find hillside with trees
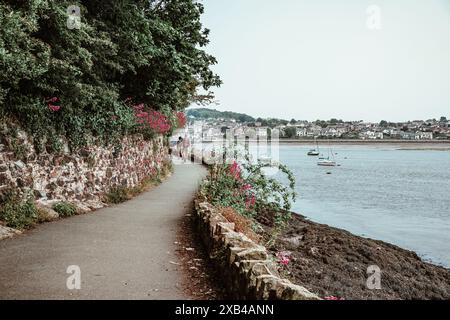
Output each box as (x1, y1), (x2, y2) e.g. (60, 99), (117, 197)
(187, 108), (255, 123)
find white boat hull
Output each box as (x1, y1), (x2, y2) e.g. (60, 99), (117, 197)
(317, 161), (336, 167)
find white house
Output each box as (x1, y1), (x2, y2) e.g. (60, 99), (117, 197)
(359, 131), (384, 140)
(415, 131), (433, 140)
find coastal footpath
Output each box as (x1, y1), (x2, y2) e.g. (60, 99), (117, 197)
(0, 164), (206, 299)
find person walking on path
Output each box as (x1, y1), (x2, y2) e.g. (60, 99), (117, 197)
(181, 134), (191, 162)
(176, 136), (183, 158)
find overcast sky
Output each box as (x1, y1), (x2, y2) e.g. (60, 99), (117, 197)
(197, 0), (450, 122)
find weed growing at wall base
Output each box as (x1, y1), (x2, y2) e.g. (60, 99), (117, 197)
(52, 202), (77, 218)
(0, 193), (38, 229)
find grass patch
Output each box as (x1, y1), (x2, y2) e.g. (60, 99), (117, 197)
(105, 186), (130, 204)
(36, 207), (55, 223)
(0, 193), (38, 229)
(52, 202), (77, 218)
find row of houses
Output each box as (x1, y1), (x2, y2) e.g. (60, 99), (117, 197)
(186, 118), (450, 141)
(288, 120), (448, 140)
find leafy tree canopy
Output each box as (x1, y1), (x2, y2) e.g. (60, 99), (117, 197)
(0, 0), (220, 149)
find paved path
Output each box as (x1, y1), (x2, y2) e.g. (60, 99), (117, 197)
(0, 163), (206, 300)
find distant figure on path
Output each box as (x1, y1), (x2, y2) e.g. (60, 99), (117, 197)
(182, 134), (191, 162)
(176, 137), (183, 158)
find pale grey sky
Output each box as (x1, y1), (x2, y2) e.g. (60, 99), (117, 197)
(198, 0), (450, 122)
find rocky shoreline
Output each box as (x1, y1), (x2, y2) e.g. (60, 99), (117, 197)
(262, 212), (450, 300)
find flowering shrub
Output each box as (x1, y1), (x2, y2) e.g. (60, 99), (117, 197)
(133, 104), (171, 134)
(176, 112), (187, 128)
(1, 1), (220, 150)
(200, 156), (297, 228)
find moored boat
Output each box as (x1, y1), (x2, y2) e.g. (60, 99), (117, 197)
(307, 149), (320, 156)
(318, 140), (338, 166)
(307, 138), (320, 156)
(317, 159), (337, 166)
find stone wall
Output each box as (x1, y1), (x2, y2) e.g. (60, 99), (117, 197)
(0, 124), (170, 211)
(194, 199), (320, 300)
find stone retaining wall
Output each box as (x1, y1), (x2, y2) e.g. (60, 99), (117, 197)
(194, 199), (320, 300)
(0, 123), (170, 211)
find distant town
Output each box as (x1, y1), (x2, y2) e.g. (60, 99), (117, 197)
(186, 108), (450, 141)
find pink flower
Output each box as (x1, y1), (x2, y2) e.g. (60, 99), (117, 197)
(241, 184), (252, 191)
(133, 103), (145, 112)
(176, 112), (187, 128)
(48, 104), (61, 112)
(245, 195), (256, 209)
(276, 251), (292, 266)
(324, 296), (345, 300)
(46, 97), (59, 103)
(132, 105), (172, 134)
(229, 161), (241, 180)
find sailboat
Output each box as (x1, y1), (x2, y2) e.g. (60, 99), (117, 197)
(317, 158), (336, 166)
(317, 141), (337, 166)
(307, 138), (320, 156)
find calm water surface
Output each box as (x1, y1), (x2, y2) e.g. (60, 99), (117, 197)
(274, 144), (450, 267)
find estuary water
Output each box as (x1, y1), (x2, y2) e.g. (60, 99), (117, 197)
(276, 144), (450, 267)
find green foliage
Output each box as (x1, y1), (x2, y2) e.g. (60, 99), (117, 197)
(255, 117), (289, 128)
(201, 157), (296, 227)
(0, 0), (220, 149)
(187, 108), (255, 123)
(52, 201), (77, 217)
(10, 138), (28, 160)
(105, 186), (130, 204)
(0, 193), (38, 229)
(282, 127), (297, 139)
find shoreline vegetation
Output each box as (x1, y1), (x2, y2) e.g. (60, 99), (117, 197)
(262, 211), (450, 300)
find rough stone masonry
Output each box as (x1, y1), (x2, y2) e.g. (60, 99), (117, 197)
(0, 123), (170, 212)
(193, 199), (320, 300)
